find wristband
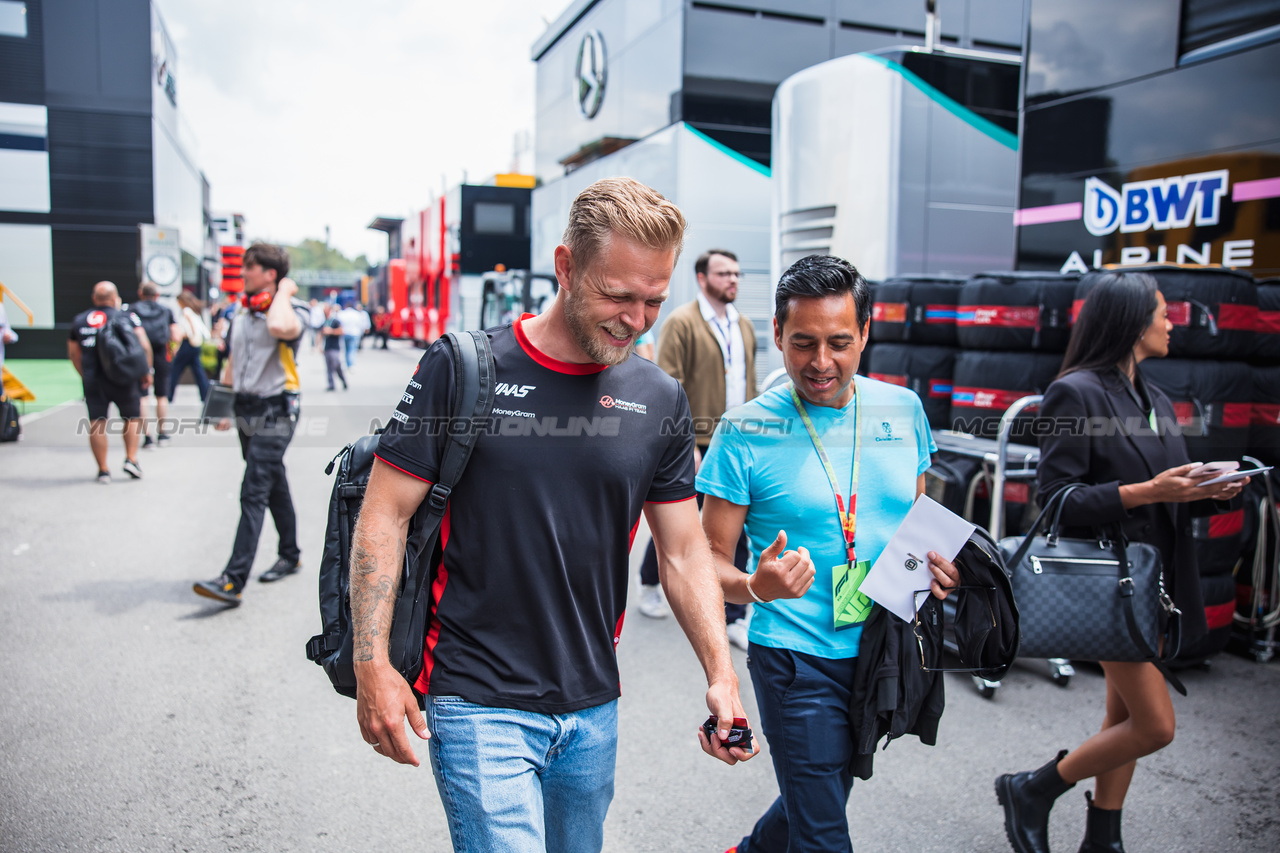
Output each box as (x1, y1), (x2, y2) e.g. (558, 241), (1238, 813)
(745, 572), (768, 605)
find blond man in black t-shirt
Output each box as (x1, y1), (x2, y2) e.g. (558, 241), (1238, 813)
(353, 178), (758, 853)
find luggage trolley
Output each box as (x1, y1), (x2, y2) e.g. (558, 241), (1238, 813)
(1234, 458), (1280, 663)
(931, 394), (1075, 698)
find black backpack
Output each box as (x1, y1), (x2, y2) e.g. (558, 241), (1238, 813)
(128, 300), (172, 350)
(97, 310), (150, 385)
(0, 393), (19, 443)
(306, 330), (496, 704)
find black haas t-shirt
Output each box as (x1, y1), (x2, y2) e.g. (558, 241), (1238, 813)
(376, 317), (696, 714)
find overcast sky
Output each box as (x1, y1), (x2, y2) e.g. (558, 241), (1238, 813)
(157, 0), (566, 263)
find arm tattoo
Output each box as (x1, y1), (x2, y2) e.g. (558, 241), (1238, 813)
(350, 524), (405, 664)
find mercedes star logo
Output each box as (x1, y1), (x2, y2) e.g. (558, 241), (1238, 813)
(576, 30), (607, 119)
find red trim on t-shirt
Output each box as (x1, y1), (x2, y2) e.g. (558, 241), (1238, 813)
(414, 501), (451, 696)
(628, 518), (641, 550)
(514, 313), (609, 375)
(374, 454), (434, 484)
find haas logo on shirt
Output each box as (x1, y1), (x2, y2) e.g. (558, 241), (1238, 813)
(496, 383), (536, 398)
(88, 311), (107, 328)
(599, 394), (647, 415)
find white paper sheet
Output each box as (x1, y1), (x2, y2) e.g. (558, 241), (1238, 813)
(1194, 466), (1271, 487)
(859, 495), (975, 623)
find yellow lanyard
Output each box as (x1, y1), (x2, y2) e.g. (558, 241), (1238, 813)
(790, 384), (862, 564)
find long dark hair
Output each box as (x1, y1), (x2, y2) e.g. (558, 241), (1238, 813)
(1059, 271), (1159, 379)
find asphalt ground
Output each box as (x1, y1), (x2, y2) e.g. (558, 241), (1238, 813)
(1, 339), (1278, 852)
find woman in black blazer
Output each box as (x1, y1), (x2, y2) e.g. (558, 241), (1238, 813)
(995, 271), (1245, 853)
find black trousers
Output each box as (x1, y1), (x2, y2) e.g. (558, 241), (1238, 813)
(640, 491), (750, 623)
(223, 394), (300, 588)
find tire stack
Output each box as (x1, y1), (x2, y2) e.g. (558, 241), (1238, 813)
(1110, 266), (1259, 664)
(949, 272), (1076, 438)
(1251, 279), (1280, 467)
(865, 275), (964, 429)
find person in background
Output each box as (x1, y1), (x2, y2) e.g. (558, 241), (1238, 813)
(193, 243), (310, 606)
(372, 305), (391, 349)
(995, 270), (1246, 853)
(358, 302), (372, 350)
(127, 281), (180, 448)
(168, 291), (211, 403)
(211, 293), (237, 381)
(635, 327), (656, 361)
(322, 303), (348, 391)
(337, 301), (365, 368)
(0, 298), (17, 373)
(309, 298), (326, 352)
(637, 249), (757, 653)
(67, 281), (153, 483)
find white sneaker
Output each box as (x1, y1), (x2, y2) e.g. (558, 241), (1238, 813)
(637, 584), (668, 619)
(726, 618), (750, 651)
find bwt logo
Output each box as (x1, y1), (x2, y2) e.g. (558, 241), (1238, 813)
(1084, 170), (1228, 237)
(495, 383), (536, 398)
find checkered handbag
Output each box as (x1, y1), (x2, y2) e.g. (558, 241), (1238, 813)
(999, 484), (1183, 669)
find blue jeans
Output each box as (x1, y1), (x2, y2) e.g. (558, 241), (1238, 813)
(738, 643), (856, 853)
(342, 334), (359, 367)
(425, 695), (618, 853)
(168, 340), (210, 402)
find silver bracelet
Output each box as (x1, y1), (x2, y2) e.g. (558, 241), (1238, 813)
(745, 573), (768, 605)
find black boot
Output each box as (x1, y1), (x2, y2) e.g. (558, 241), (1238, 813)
(995, 750), (1076, 853)
(1078, 792), (1124, 853)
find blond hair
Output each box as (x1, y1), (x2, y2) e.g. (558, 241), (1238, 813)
(561, 178), (686, 272)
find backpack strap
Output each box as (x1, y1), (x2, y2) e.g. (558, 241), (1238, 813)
(391, 332), (495, 663)
(436, 329), (496, 504)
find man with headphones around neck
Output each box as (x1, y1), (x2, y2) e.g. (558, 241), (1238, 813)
(194, 242), (311, 606)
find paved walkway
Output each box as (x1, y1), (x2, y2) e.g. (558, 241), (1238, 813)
(1, 340), (1277, 851)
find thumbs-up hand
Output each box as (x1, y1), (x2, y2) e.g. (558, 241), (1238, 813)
(748, 530), (816, 602)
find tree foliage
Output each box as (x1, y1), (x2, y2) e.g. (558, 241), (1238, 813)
(284, 239), (370, 272)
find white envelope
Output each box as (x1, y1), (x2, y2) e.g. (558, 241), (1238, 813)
(859, 495), (975, 623)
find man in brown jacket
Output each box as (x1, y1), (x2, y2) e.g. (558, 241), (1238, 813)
(638, 249), (757, 649)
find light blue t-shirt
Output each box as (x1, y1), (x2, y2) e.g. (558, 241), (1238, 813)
(697, 376), (936, 659)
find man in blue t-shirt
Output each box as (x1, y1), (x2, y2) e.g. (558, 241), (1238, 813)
(698, 255), (961, 853)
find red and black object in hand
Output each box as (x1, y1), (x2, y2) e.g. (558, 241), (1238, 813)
(702, 715), (753, 751)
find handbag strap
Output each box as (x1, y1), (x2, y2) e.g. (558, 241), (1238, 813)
(1006, 483), (1087, 570)
(1109, 536), (1188, 695)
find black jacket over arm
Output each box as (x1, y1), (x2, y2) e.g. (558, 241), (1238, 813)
(1036, 368), (1216, 644)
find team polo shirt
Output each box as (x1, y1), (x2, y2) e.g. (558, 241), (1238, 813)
(375, 317), (697, 714)
(697, 376), (936, 659)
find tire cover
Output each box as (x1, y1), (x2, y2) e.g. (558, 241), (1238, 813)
(1256, 281), (1280, 363)
(957, 272), (1079, 352)
(1139, 358), (1253, 461)
(866, 343), (958, 430)
(1249, 365), (1280, 467)
(950, 350), (1063, 438)
(870, 275), (965, 345)
(1077, 266), (1257, 359)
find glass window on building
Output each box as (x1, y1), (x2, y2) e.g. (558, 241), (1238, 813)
(474, 202), (516, 235)
(1180, 0), (1280, 59)
(0, 1), (27, 38)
